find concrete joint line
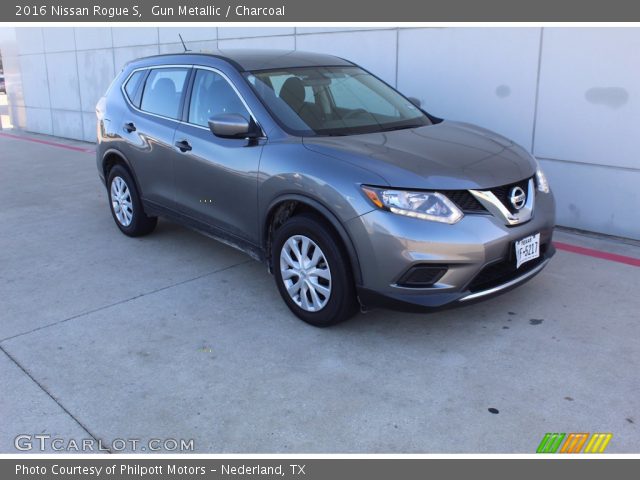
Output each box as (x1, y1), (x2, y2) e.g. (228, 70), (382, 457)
(0, 259), (253, 344)
(0, 345), (109, 453)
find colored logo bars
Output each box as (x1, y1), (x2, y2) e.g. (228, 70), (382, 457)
(537, 433), (613, 453)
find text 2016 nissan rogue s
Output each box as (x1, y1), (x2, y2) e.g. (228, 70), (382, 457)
(96, 50), (555, 327)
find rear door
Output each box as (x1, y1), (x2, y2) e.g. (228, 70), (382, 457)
(173, 67), (265, 244)
(120, 66), (191, 209)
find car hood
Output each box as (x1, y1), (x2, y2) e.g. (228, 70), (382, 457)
(302, 121), (536, 190)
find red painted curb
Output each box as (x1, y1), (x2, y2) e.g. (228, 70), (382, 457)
(0, 132), (95, 154)
(554, 241), (640, 267)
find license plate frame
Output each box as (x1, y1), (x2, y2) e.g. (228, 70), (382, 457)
(515, 233), (540, 269)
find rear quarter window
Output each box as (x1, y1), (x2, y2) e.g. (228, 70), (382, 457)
(123, 70), (145, 106)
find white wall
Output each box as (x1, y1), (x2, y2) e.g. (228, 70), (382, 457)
(0, 27), (638, 240)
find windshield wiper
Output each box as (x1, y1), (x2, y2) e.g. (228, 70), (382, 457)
(380, 124), (424, 132)
(316, 124), (423, 136)
(315, 131), (348, 136)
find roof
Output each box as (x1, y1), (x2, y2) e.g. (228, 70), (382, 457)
(128, 49), (355, 72)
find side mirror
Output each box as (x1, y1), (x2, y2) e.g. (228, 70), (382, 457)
(208, 113), (252, 139)
(408, 97), (422, 108)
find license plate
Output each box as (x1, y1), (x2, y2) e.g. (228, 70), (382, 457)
(515, 233), (540, 268)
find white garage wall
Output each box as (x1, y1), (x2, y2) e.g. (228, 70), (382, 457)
(398, 28), (540, 151)
(0, 26), (638, 240)
(534, 28), (640, 239)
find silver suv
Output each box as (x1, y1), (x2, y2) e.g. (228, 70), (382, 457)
(96, 50), (556, 326)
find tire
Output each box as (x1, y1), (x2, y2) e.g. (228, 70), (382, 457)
(107, 165), (157, 237)
(272, 213), (358, 327)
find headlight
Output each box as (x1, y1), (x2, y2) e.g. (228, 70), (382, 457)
(535, 168), (550, 193)
(361, 186), (463, 224)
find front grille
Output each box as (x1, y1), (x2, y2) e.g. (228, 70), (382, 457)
(490, 177), (531, 213)
(445, 191), (487, 213)
(467, 244), (548, 293)
(443, 176), (533, 216)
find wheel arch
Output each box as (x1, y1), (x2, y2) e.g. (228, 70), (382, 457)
(263, 194), (363, 286)
(101, 149), (144, 197)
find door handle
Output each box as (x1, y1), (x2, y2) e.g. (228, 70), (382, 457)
(175, 139), (192, 152)
(123, 122), (136, 133)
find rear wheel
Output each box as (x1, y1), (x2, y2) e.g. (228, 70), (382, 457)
(107, 165), (157, 237)
(272, 214), (358, 327)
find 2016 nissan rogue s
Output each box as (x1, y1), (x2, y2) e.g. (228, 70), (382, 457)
(96, 50), (556, 327)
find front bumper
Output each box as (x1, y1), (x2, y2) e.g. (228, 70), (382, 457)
(346, 190), (556, 312)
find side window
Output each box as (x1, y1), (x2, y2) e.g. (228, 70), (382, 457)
(140, 68), (189, 119)
(123, 70), (145, 105)
(188, 69), (250, 127)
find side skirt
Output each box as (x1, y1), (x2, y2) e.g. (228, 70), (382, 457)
(143, 200), (266, 263)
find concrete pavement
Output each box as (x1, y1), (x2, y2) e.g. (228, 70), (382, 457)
(1, 132), (638, 453)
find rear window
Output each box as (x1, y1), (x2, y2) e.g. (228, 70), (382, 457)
(140, 68), (189, 119)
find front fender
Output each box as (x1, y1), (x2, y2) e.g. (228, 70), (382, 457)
(258, 143), (388, 286)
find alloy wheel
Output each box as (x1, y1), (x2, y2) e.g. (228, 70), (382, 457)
(110, 176), (133, 227)
(279, 235), (332, 312)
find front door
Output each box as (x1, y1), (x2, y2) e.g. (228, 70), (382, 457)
(173, 68), (264, 244)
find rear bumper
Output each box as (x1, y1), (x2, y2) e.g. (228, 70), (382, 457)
(356, 245), (555, 312)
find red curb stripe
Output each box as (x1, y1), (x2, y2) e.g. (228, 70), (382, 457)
(554, 241), (640, 267)
(0, 132), (95, 154)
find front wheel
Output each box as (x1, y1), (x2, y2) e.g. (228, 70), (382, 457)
(272, 214), (358, 327)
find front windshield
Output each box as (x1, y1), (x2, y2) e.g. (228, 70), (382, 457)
(244, 66), (431, 136)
